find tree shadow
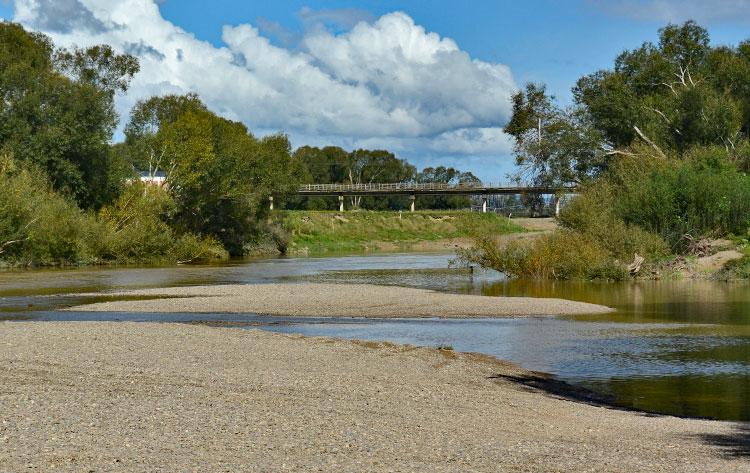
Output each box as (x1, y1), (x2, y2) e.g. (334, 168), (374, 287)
(697, 423), (750, 458)
(491, 372), (750, 460)
(488, 372), (655, 414)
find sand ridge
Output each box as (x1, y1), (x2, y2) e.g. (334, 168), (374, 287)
(65, 282), (614, 317)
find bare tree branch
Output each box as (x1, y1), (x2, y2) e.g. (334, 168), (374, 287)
(605, 150), (638, 157)
(661, 82), (679, 97)
(633, 125), (667, 159)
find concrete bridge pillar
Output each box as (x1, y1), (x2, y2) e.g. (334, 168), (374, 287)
(410, 193), (415, 212)
(482, 194), (488, 213)
(555, 197), (561, 217)
(338, 194), (345, 212)
(268, 196), (274, 211)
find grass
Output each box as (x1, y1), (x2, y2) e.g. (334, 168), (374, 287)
(715, 255), (750, 280)
(277, 210), (526, 255)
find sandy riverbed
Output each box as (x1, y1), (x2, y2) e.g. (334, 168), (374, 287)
(66, 283), (613, 317)
(0, 322), (746, 471)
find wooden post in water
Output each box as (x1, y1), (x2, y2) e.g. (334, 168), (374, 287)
(410, 193), (415, 212)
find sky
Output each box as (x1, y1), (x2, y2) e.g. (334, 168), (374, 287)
(2, 1), (750, 181)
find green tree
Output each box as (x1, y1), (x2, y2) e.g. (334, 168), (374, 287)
(346, 149), (415, 209)
(416, 166), (480, 209)
(0, 22), (138, 208)
(574, 21), (746, 154)
(506, 83), (607, 187)
(289, 146), (350, 209)
(123, 94), (301, 254)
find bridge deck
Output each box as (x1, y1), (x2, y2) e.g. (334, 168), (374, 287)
(297, 182), (573, 196)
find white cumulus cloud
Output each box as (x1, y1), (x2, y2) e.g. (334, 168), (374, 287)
(11, 0), (518, 178)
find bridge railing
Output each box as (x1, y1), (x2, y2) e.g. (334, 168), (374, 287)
(298, 182), (559, 193)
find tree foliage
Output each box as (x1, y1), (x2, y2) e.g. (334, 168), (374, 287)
(506, 83), (607, 187)
(508, 21), (750, 189)
(476, 21), (750, 280)
(0, 154), (224, 266)
(574, 21), (749, 153)
(416, 166), (479, 209)
(0, 22), (138, 208)
(123, 94), (302, 254)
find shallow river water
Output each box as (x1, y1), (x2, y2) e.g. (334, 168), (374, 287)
(1, 253), (749, 421)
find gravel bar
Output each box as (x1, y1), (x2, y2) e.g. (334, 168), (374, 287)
(0, 322), (745, 471)
(66, 283), (614, 317)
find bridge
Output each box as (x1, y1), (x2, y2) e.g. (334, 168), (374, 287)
(271, 182), (576, 214)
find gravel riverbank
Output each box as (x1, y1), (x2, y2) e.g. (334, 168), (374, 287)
(66, 283), (613, 317)
(0, 322), (746, 472)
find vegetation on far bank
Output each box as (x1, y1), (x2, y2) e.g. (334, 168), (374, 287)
(276, 210), (526, 255)
(5, 19), (750, 276)
(0, 155), (226, 267)
(460, 21), (750, 281)
(286, 147), (480, 211)
(0, 22), (480, 267)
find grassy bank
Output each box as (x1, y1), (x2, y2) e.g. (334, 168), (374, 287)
(277, 210), (526, 255)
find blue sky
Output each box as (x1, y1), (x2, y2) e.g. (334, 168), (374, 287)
(155, 0), (645, 104)
(4, 1), (750, 180)
(148, 1), (750, 102)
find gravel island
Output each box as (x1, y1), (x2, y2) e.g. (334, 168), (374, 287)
(67, 283), (614, 317)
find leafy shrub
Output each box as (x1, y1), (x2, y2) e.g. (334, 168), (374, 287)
(458, 230), (628, 280)
(714, 256), (750, 280)
(561, 148), (750, 256)
(621, 168), (750, 249)
(559, 182), (669, 261)
(0, 156), (226, 266)
(0, 155), (100, 265)
(98, 182), (227, 264)
(98, 184), (177, 262)
(171, 234), (227, 263)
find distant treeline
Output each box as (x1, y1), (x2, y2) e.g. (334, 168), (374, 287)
(288, 145), (480, 211)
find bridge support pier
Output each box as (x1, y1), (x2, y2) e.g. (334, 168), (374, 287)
(410, 193), (415, 212)
(555, 197), (561, 217)
(269, 196), (274, 211)
(482, 194), (488, 213)
(338, 194), (344, 212)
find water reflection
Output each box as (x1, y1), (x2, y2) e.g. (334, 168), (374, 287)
(484, 279), (750, 325)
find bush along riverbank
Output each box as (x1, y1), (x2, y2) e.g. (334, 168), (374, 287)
(1, 24), (302, 267)
(275, 210), (526, 255)
(458, 150), (750, 281)
(0, 156), (227, 268)
(459, 22), (750, 281)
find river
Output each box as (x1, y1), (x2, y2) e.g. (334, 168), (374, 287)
(1, 253), (749, 421)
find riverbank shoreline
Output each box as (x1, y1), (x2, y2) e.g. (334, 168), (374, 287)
(0, 321), (745, 471)
(277, 210), (529, 256)
(65, 282), (614, 317)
